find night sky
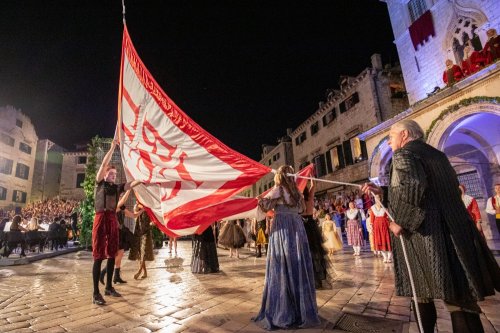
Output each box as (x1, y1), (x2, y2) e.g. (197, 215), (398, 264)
(0, 1), (397, 161)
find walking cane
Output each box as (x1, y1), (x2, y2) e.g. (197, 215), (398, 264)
(290, 174), (425, 333)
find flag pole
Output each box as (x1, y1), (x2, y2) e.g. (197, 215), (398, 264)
(289, 172), (424, 332)
(122, 0), (126, 24)
(288, 174), (361, 188)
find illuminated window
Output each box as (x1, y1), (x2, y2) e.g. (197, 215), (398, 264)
(326, 145), (345, 172)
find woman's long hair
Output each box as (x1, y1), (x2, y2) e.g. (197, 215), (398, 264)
(274, 165), (303, 207)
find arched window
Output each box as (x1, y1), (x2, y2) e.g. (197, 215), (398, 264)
(451, 18), (482, 64)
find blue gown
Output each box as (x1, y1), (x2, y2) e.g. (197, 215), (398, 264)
(253, 204), (320, 330)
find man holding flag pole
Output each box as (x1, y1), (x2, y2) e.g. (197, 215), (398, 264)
(361, 119), (499, 333)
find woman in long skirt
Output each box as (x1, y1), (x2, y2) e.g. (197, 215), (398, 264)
(322, 214), (343, 255)
(218, 220), (246, 258)
(191, 223), (219, 273)
(302, 181), (328, 289)
(129, 204), (155, 279)
(368, 196), (392, 263)
(253, 165), (320, 330)
(345, 201), (364, 256)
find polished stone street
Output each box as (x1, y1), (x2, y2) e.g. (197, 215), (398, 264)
(0, 240), (498, 333)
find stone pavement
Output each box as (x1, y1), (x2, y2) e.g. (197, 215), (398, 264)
(0, 240), (498, 333)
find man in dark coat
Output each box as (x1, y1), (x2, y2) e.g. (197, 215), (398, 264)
(363, 119), (499, 333)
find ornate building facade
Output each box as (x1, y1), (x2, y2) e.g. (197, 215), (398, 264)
(290, 54), (408, 197)
(360, 0), (500, 240)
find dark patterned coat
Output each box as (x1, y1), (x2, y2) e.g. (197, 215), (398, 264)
(386, 140), (499, 310)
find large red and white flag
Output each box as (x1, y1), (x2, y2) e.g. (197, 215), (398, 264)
(117, 25), (271, 236)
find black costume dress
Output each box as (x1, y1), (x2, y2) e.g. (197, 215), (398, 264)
(302, 215), (327, 289)
(191, 225), (219, 274)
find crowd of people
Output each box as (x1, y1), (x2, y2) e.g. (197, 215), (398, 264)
(443, 28), (500, 86)
(2, 119), (499, 333)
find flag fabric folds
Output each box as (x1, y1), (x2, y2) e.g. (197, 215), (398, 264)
(117, 25), (271, 236)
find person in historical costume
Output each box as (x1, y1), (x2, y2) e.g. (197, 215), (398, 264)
(254, 217), (268, 258)
(218, 220), (246, 258)
(362, 120), (500, 333)
(485, 183), (500, 236)
(442, 59), (464, 86)
(99, 189), (142, 285)
(91, 140), (140, 305)
(367, 196), (392, 263)
(168, 236), (178, 255)
(461, 41), (484, 76)
(332, 210), (344, 246)
(365, 215), (376, 256)
(345, 201), (365, 256)
(302, 181), (328, 289)
(129, 204), (155, 280)
(322, 213), (343, 255)
(483, 28), (500, 64)
(243, 218), (254, 249)
(191, 223), (219, 274)
(253, 165), (320, 330)
(459, 184), (485, 238)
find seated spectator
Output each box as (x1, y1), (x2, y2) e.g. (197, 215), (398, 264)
(5, 215), (27, 257)
(461, 41), (484, 76)
(443, 59), (464, 86)
(483, 28), (500, 64)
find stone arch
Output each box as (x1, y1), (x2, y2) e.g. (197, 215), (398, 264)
(368, 136), (393, 185)
(427, 102), (500, 239)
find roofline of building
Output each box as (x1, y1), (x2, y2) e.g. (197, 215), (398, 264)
(358, 62), (500, 141)
(290, 67), (378, 137)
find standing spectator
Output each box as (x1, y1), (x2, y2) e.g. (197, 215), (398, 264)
(485, 183), (500, 236)
(254, 217), (268, 258)
(362, 119), (500, 332)
(322, 213), (342, 255)
(345, 202), (364, 256)
(253, 165), (320, 329)
(459, 184), (484, 238)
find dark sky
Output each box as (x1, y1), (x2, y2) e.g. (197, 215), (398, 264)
(0, 1), (397, 161)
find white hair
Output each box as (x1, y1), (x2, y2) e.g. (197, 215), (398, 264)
(392, 119), (424, 141)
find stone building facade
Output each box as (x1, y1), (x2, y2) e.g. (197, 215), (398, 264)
(360, 0), (500, 240)
(0, 106), (38, 210)
(59, 150), (88, 201)
(253, 132), (295, 197)
(289, 54), (408, 198)
(31, 139), (65, 202)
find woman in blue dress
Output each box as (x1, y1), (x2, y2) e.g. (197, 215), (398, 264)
(253, 165), (320, 330)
